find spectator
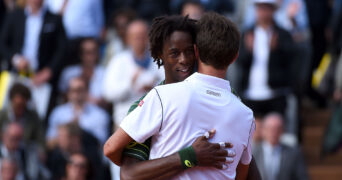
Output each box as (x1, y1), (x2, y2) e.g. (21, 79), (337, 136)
(47, 122), (105, 180)
(0, 0), (67, 86)
(253, 113), (309, 180)
(181, 1), (205, 20)
(46, 77), (110, 147)
(101, 8), (136, 66)
(0, 83), (44, 146)
(102, 19), (164, 128)
(46, 0), (104, 66)
(47, 122), (82, 180)
(0, 122), (48, 179)
(304, 0), (331, 107)
(58, 38), (106, 106)
(47, 0), (104, 40)
(63, 153), (93, 180)
(170, 0), (234, 15)
(236, 0), (296, 117)
(0, 157), (19, 180)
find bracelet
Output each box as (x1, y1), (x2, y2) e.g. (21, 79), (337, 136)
(178, 146), (198, 169)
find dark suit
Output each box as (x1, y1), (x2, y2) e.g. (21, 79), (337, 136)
(236, 23), (297, 116)
(253, 143), (309, 180)
(0, 8), (66, 76)
(0, 107), (44, 146)
(237, 24), (297, 93)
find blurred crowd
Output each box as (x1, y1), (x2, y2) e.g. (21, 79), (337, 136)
(0, 0), (341, 179)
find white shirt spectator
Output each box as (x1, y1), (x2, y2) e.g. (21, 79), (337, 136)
(59, 65), (105, 98)
(245, 26), (274, 100)
(46, 103), (109, 144)
(262, 142), (281, 180)
(243, 0), (309, 33)
(21, 7), (45, 71)
(121, 72), (255, 180)
(47, 0), (104, 39)
(102, 49), (164, 126)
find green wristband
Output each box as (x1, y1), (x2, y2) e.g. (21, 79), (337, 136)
(178, 146), (198, 169)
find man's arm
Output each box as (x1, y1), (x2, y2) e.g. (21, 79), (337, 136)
(237, 118), (255, 180)
(120, 132), (234, 180)
(103, 128), (133, 166)
(246, 156), (262, 180)
(236, 162), (250, 180)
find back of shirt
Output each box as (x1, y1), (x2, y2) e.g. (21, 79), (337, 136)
(121, 73), (255, 180)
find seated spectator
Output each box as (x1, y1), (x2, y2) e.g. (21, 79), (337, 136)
(0, 83), (44, 146)
(47, 122), (105, 180)
(0, 122), (48, 179)
(253, 113), (309, 180)
(101, 8), (136, 66)
(0, 0), (66, 86)
(0, 157), (19, 180)
(47, 122), (83, 180)
(102, 19), (164, 128)
(47, 77), (110, 147)
(236, 0), (296, 117)
(63, 153), (93, 180)
(59, 38), (106, 106)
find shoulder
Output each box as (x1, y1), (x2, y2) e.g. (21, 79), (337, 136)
(4, 9), (24, 23)
(274, 24), (292, 37)
(62, 65), (80, 74)
(86, 104), (108, 117)
(232, 94), (254, 116)
(51, 103), (70, 114)
(11, 8), (25, 17)
(109, 50), (133, 66)
(44, 10), (62, 21)
(281, 144), (302, 155)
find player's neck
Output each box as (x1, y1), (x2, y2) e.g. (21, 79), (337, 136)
(197, 61), (227, 79)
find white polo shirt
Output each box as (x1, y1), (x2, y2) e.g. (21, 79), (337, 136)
(121, 72), (255, 180)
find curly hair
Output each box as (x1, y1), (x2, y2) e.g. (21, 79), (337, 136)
(149, 15), (197, 68)
(9, 83), (31, 101)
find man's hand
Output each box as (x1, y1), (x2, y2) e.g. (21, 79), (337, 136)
(14, 56), (30, 72)
(244, 32), (254, 52)
(33, 68), (52, 86)
(192, 130), (235, 169)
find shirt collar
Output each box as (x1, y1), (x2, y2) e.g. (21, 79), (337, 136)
(25, 5), (46, 17)
(262, 141), (281, 153)
(185, 72), (231, 91)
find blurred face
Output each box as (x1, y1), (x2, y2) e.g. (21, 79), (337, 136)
(0, 160), (18, 180)
(114, 15), (129, 40)
(126, 21), (149, 53)
(2, 124), (23, 152)
(57, 127), (71, 152)
(181, 3), (204, 20)
(27, 0), (43, 10)
(66, 154), (89, 180)
(255, 3), (276, 24)
(80, 40), (99, 67)
(11, 95), (27, 117)
(262, 115), (283, 146)
(160, 31), (196, 84)
(67, 79), (87, 106)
